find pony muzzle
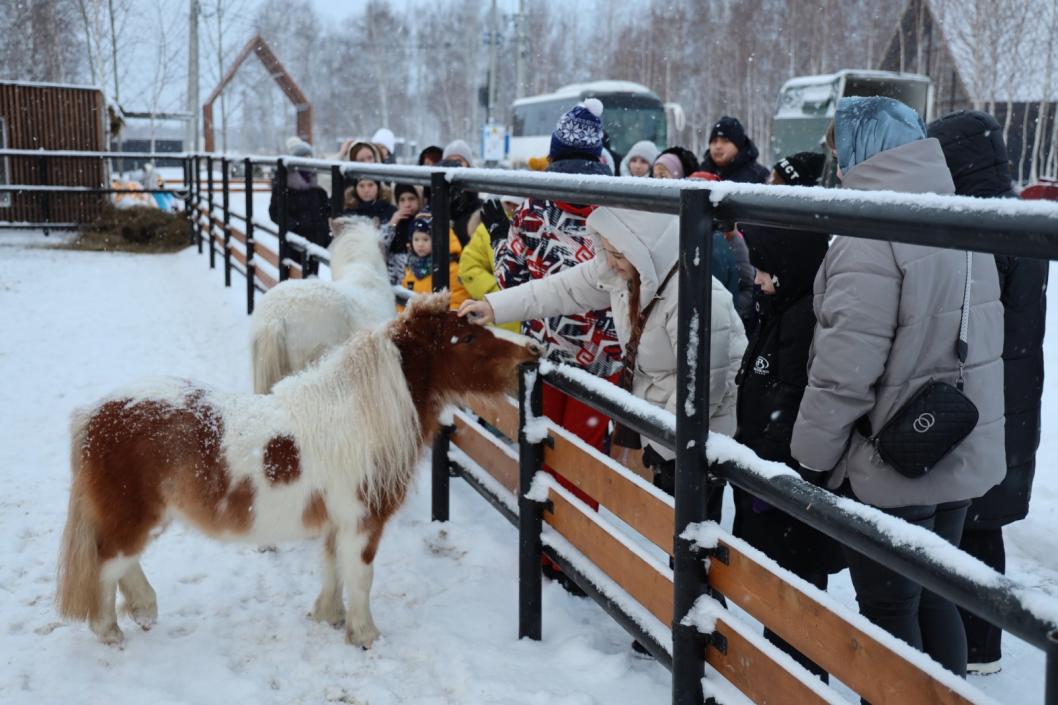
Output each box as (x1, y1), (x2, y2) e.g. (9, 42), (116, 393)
(487, 326), (543, 358)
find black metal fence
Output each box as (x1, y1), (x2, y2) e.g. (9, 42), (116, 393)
(219, 154), (1058, 705)
(4, 149), (1058, 705)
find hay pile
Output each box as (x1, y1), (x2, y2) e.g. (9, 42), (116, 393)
(69, 205), (190, 253)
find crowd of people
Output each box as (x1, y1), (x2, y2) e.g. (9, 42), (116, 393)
(270, 98), (1047, 688)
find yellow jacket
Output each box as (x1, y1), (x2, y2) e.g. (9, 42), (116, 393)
(401, 230), (469, 308)
(458, 223), (520, 333)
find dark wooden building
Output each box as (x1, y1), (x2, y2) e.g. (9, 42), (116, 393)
(0, 80), (108, 224)
(878, 0), (1058, 184)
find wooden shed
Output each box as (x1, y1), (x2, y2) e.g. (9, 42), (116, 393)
(0, 80), (108, 225)
(878, 0), (1058, 184)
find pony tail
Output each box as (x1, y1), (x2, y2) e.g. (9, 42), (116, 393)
(57, 411), (101, 622)
(252, 318), (291, 394)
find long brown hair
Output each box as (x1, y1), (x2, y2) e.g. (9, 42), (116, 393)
(627, 269), (644, 344)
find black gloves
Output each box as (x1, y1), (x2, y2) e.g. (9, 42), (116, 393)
(481, 198), (510, 245)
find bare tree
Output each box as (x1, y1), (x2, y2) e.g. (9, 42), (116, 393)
(1029, 2), (1057, 181)
(75, 0), (99, 84)
(200, 0), (248, 151)
(0, 0), (85, 83)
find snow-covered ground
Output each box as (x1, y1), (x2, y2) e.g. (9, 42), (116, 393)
(0, 233), (1055, 704)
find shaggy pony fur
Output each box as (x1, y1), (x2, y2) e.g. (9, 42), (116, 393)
(57, 293), (538, 648)
(251, 216), (394, 393)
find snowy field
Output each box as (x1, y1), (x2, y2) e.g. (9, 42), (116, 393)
(0, 233), (1055, 704)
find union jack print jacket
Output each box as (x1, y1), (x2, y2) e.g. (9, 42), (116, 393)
(493, 198), (622, 378)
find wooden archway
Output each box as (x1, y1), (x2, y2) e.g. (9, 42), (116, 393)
(202, 34), (312, 151)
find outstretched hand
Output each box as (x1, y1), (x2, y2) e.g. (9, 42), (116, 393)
(457, 299), (496, 325)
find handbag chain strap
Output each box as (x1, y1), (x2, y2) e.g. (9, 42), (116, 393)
(956, 251), (972, 391)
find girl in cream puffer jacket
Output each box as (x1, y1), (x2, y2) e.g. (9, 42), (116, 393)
(467, 206), (747, 465)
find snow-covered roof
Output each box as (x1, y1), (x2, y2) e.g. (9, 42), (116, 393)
(780, 70), (929, 91)
(513, 81), (659, 107)
(928, 0), (1058, 103)
(0, 79), (103, 92)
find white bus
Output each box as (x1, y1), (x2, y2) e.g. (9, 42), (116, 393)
(509, 81), (684, 169)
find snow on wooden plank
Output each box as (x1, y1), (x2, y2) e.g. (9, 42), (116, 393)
(541, 420), (675, 555)
(540, 476), (673, 624)
(708, 538), (983, 705)
(686, 525), (1000, 705)
(705, 619), (841, 705)
(451, 411), (518, 494)
(464, 394), (519, 441)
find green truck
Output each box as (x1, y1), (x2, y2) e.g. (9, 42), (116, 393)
(770, 70), (933, 167)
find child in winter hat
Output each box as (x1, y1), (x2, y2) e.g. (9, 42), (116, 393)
(546, 99), (612, 176)
(372, 128), (396, 158)
(652, 153), (685, 179)
(442, 139), (474, 167)
(550, 99), (605, 162)
(770, 152), (826, 187)
(401, 210), (470, 306)
(404, 214), (434, 286)
(710, 116), (750, 152)
(620, 140), (660, 177)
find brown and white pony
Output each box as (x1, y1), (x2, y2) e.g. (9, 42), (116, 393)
(57, 292), (538, 647)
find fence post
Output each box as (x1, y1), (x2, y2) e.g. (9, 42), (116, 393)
(276, 158), (289, 282)
(330, 164), (344, 217)
(672, 188), (714, 705)
(427, 169), (453, 522)
(430, 423), (452, 523)
(244, 158), (256, 315)
(1047, 629), (1058, 705)
(207, 156), (215, 269)
(222, 158), (232, 287)
(195, 156), (203, 254)
(430, 171), (450, 292)
(38, 155), (50, 235)
(185, 158), (195, 245)
(518, 363), (544, 641)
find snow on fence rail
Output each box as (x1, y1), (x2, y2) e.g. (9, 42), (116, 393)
(3, 149), (1058, 705)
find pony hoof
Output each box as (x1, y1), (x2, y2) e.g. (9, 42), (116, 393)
(130, 605), (157, 630)
(345, 623), (380, 649)
(93, 623), (125, 646)
(310, 606), (345, 629)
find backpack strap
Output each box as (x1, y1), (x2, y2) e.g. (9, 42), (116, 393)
(956, 251), (972, 391)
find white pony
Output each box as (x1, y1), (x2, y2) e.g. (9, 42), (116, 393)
(251, 216), (394, 393)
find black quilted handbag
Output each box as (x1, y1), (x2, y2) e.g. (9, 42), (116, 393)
(858, 252), (980, 479)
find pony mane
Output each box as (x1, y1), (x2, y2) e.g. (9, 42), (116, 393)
(328, 217), (386, 280)
(337, 330), (422, 512)
(398, 290), (451, 319)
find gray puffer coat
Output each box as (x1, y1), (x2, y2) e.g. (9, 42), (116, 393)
(791, 138), (1006, 508)
(487, 207), (747, 459)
